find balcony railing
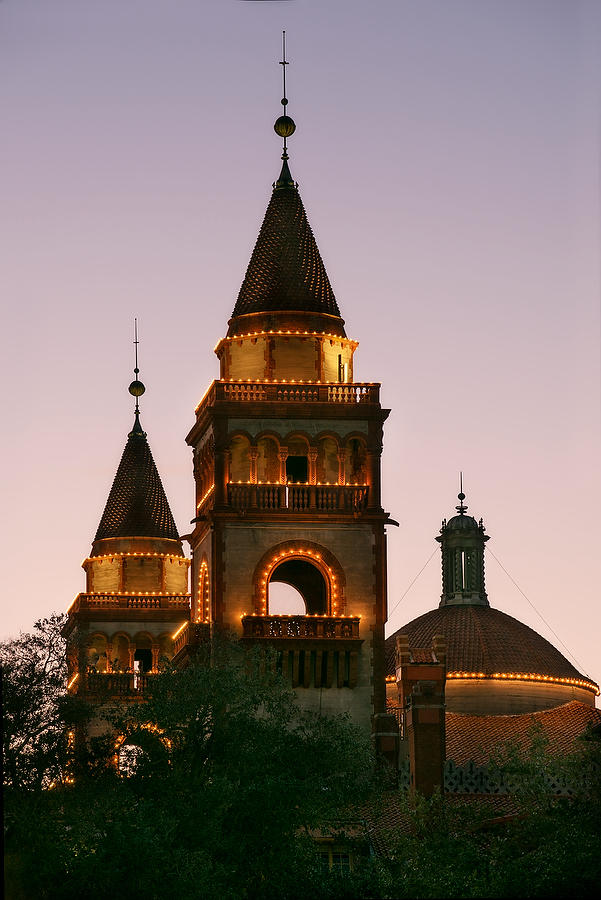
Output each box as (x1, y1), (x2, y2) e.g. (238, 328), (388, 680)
(173, 622), (211, 656)
(227, 483), (368, 513)
(198, 380), (380, 410)
(241, 615), (361, 641)
(70, 593), (191, 613)
(84, 672), (153, 696)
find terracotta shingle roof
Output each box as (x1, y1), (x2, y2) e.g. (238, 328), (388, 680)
(94, 417), (179, 542)
(230, 164), (343, 323)
(366, 792), (525, 856)
(446, 701), (601, 765)
(385, 605), (589, 683)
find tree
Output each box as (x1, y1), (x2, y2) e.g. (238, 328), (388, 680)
(1, 613), (88, 791)
(5, 638), (381, 899)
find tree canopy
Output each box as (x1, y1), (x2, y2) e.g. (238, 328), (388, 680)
(3, 619), (601, 899)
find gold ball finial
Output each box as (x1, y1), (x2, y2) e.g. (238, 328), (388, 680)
(274, 114), (296, 138)
(129, 379), (145, 398)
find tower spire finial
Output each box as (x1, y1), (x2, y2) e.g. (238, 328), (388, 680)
(274, 30), (296, 166)
(128, 318), (146, 434)
(456, 471), (467, 515)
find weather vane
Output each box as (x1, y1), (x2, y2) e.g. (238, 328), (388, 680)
(128, 318), (146, 416)
(274, 30), (296, 159)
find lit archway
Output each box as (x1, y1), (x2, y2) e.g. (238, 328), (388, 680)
(252, 541), (346, 616)
(268, 582), (306, 616)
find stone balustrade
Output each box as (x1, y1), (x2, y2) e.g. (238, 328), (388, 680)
(227, 483), (368, 513)
(241, 614), (361, 641)
(200, 380), (380, 408)
(84, 672), (152, 696)
(70, 593), (191, 612)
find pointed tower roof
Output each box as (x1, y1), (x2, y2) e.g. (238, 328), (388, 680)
(229, 159), (343, 331)
(94, 414), (180, 543)
(228, 44), (346, 339)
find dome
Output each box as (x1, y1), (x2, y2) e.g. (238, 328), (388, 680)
(444, 514), (479, 531)
(385, 604), (598, 713)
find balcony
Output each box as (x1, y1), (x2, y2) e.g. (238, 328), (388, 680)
(241, 615), (361, 642)
(198, 380), (380, 411)
(227, 483), (368, 514)
(69, 593), (191, 613)
(242, 616), (362, 688)
(84, 672), (153, 697)
(173, 622), (211, 656)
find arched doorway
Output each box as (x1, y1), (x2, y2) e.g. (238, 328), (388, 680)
(268, 558), (328, 615)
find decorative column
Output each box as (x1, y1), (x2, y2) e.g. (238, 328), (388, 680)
(151, 646), (160, 673)
(278, 447), (288, 484)
(249, 447), (259, 484)
(308, 449), (318, 485)
(337, 450), (346, 486)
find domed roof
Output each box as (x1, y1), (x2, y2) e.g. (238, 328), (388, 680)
(444, 513), (480, 531)
(385, 604), (591, 685)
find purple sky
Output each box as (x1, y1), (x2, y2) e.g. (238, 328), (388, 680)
(2, 1), (600, 694)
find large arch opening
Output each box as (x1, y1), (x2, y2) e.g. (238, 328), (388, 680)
(268, 582), (306, 616)
(268, 559), (327, 616)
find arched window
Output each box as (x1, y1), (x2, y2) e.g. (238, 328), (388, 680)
(316, 437), (339, 484)
(196, 560), (210, 623)
(133, 634), (153, 674)
(110, 634), (130, 672)
(229, 435), (250, 482)
(285, 436), (309, 484)
(88, 634), (108, 673)
(257, 436), (280, 483)
(344, 438), (367, 484)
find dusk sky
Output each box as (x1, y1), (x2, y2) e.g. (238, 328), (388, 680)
(2, 1), (600, 694)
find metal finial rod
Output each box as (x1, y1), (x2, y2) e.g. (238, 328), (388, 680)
(274, 31), (296, 171)
(134, 319), (140, 413)
(457, 471), (467, 514)
(280, 30), (288, 106)
(134, 318), (139, 368)
(128, 317), (146, 416)
(279, 30), (290, 157)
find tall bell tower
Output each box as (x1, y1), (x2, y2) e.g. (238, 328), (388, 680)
(183, 48), (391, 726)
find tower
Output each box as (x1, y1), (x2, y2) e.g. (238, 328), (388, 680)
(182, 53), (391, 726)
(436, 487), (489, 607)
(63, 353), (190, 715)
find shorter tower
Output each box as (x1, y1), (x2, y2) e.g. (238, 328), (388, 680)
(63, 366), (190, 721)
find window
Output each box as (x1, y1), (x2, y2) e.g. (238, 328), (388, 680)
(286, 455), (308, 483)
(318, 847), (352, 873)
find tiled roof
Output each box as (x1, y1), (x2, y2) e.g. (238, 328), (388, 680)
(366, 792), (525, 856)
(230, 164), (342, 321)
(446, 701), (601, 765)
(94, 417), (179, 542)
(385, 605), (588, 683)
